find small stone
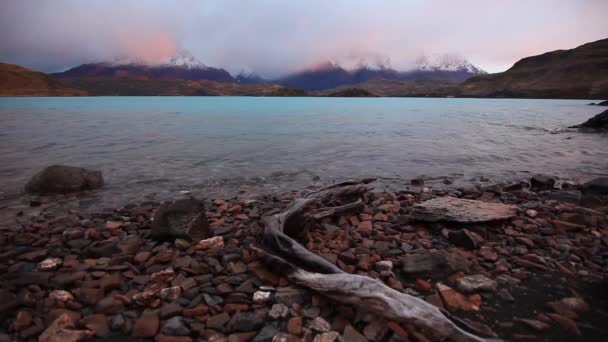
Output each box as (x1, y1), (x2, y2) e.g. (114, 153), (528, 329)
(95, 296), (124, 315)
(159, 302), (183, 319)
(228, 332), (258, 342)
(159, 286), (182, 301)
(546, 313), (582, 336)
(197, 236), (224, 250)
(287, 316), (303, 336)
(105, 221), (123, 230)
(363, 320), (387, 341)
(253, 291), (271, 305)
(269, 303), (289, 319)
(437, 283), (481, 311)
(175, 239), (191, 250)
(161, 316), (190, 336)
(455, 275), (497, 293)
(228, 261), (247, 275)
(81, 314), (110, 337)
(343, 325), (367, 342)
(414, 279), (432, 292)
(516, 318), (551, 331)
(530, 174), (555, 189)
(314, 331), (339, 342)
(39, 313), (94, 342)
(448, 229), (482, 249)
(496, 289), (514, 302)
(207, 312), (231, 330)
(151, 269), (177, 283)
(227, 311), (264, 333)
(309, 317), (331, 332)
(374, 260), (393, 276)
(132, 310), (159, 337)
(526, 209), (538, 218)
(253, 324), (279, 342)
(13, 310), (33, 331)
(38, 258), (63, 271)
(49, 290), (74, 302)
(110, 314), (125, 331)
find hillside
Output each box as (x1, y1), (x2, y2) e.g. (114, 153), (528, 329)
(316, 79), (460, 97)
(460, 38), (608, 99)
(0, 63), (86, 96)
(59, 77), (282, 96)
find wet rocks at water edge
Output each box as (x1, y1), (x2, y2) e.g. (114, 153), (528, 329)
(1, 175), (607, 341)
(570, 109), (608, 130)
(150, 198), (210, 241)
(25, 164), (103, 194)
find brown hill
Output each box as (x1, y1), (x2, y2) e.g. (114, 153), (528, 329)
(59, 77), (282, 96)
(327, 87), (378, 97)
(316, 79), (459, 97)
(460, 38), (608, 99)
(0, 63), (86, 96)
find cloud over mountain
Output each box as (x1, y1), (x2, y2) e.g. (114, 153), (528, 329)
(0, 0), (606, 76)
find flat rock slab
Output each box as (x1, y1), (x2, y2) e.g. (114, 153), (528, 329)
(412, 196), (518, 223)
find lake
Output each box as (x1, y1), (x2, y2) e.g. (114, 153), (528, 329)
(1, 96), (607, 207)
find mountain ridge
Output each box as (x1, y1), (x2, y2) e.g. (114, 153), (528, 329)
(461, 38), (608, 98)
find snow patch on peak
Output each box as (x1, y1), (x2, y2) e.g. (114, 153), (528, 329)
(415, 54), (486, 74)
(164, 50), (207, 69)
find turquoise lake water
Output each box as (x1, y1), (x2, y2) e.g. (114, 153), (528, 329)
(0, 96), (607, 206)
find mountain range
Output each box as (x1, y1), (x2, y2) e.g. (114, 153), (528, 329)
(1, 38), (607, 97)
(50, 51), (486, 92)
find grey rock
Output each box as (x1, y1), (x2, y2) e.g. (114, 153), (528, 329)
(309, 317), (331, 332)
(110, 314), (125, 331)
(570, 109), (608, 130)
(548, 190), (582, 203)
(448, 229), (482, 249)
(227, 311), (264, 332)
(455, 275), (497, 293)
(268, 303), (289, 319)
(161, 316), (190, 336)
(252, 324), (279, 342)
(150, 199), (209, 242)
(25, 164), (103, 194)
(402, 251), (471, 274)
(582, 177), (608, 196)
(530, 174), (555, 189)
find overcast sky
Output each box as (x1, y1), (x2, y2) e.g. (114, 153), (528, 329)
(1, 0), (606, 77)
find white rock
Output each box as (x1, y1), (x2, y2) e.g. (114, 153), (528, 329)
(253, 291), (271, 304)
(197, 236), (224, 250)
(49, 290), (74, 302)
(38, 258), (62, 271)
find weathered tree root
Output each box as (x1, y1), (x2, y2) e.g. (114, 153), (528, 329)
(257, 179), (494, 342)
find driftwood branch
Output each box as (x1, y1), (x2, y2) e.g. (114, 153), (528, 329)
(258, 179), (492, 342)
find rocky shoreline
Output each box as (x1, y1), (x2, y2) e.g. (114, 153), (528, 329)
(1, 175), (607, 342)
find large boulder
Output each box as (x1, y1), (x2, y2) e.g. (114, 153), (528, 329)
(25, 165), (103, 194)
(570, 109), (608, 130)
(582, 177), (608, 196)
(150, 198), (210, 242)
(412, 196), (518, 223)
(581, 178), (608, 207)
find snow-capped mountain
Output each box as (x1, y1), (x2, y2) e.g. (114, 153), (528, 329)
(415, 54), (486, 74)
(52, 50), (234, 83)
(276, 56), (486, 91)
(164, 50), (208, 69)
